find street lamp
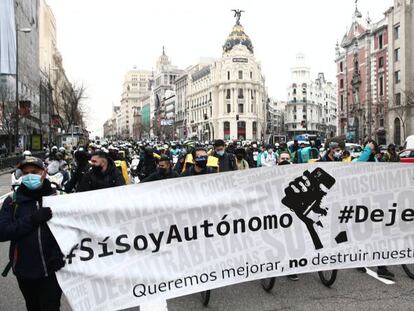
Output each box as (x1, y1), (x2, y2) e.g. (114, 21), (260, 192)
(15, 27), (32, 152)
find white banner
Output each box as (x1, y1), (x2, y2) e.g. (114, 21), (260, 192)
(44, 163), (414, 311)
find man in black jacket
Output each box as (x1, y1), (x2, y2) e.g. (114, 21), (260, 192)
(182, 148), (216, 176)
(141, 155), (179, 183)
(0, 157), (64, 311)
(77, 151), (125, 192)
(212, 139), (237, 172)
(137, 147), (158, 181)
(64, 148), (90, 193)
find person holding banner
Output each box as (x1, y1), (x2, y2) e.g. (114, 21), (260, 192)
(0, 157), (64, 311)
(354, 139), (395, 280)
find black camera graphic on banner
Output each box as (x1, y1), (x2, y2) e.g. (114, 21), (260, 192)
(282, 168), (336, 250)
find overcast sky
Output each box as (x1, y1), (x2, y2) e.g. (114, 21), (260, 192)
(46, 0), (391, 137)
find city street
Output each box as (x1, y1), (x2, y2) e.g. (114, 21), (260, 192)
(0, 0), (413, 309)
(0, 173), (414, 311)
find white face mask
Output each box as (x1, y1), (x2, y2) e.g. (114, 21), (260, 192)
(334, 151), (342, 158)
(268, 149), (273, 153)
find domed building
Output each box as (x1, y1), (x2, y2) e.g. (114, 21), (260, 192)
(179, 12), (267, 141)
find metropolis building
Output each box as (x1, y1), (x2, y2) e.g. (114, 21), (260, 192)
(179, 13), (267, 141)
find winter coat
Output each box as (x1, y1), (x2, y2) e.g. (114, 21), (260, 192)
(0, 180), (62, 280)
(77, 158), (126, 192)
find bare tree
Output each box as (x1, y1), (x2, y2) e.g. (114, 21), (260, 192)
(59, 82), (86, 133)
(52, 79), (86, 134)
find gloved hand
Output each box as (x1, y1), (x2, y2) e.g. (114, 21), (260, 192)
(30, 208), (52, 226)
(47, 255), (66, 273)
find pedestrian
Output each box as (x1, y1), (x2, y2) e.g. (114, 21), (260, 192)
(234, 148), (250, 170)
(261, 145), (277, 167)
(136, 147), (158, 181)
(0, 157), (65, 311)
(182, 147), (216, 176)
(320, 142), (342, 162)
(278, 152), (292, 165)
(383, 144), (400, 162)
(77, 151), (125, 192)
(245, 142), (259, 168)
(64, 148), (90, 192)
(342, 150), (352, 163)
(212, 139), (237, 172)
(142, 155), (179, 182)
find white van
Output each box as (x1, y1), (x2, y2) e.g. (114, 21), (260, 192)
(404, 135), (414, 149)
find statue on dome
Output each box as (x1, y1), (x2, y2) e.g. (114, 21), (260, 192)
(232, 9), (244, 25)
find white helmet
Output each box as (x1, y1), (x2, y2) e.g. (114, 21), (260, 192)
(22, 150), (32, 158)
(59, 147), (65, 153)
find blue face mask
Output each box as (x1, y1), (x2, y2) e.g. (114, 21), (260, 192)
(22, 174), (43, 190)
(216, 150), (225, 157)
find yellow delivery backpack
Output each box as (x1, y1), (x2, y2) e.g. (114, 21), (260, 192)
(114, 160), (129, 184)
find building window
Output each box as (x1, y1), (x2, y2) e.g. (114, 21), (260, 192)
(227, 71), (230, 80)
(394, 48), (400, 62)
(226, 89), (231, 99)
(227, 103), (231, 113)
(238, 89), (244, 99)
(237, 121), (246, 140)
(238, 103), (244, 113)
(394, 118), (401, 145)
(340, 79), (344, 89)
(379, 57), (384, 68)
(209, 92), (212, 101)
(250, 72), (253, 79)
(293, 97), (297, 103)
(293, 88), (297, 95)
(379, 33), (383, 49)
(340, 62), (343, 72)
(379, 76), (384, 96)
(394, 24), (400, 39)
(252, 121), (257, 139)
(395, 93), (401, 106)
(395, 71), (401, 84)
(224, 121), (230, 140)
(238, 70), (243, 79)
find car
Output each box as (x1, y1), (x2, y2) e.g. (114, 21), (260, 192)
(345, 143), (363, 159)
(399, 149), (414, 163)
(404, 135), (414, 150)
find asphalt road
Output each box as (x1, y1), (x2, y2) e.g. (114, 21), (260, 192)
(0, 173), (413, 311)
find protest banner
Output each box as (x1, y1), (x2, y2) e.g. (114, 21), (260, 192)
(44, 163), (414, 311)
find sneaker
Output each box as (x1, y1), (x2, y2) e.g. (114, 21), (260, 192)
(377, 267), (395, 281)
(356, 267), (367, 273)
(287, 274), (299, 281)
